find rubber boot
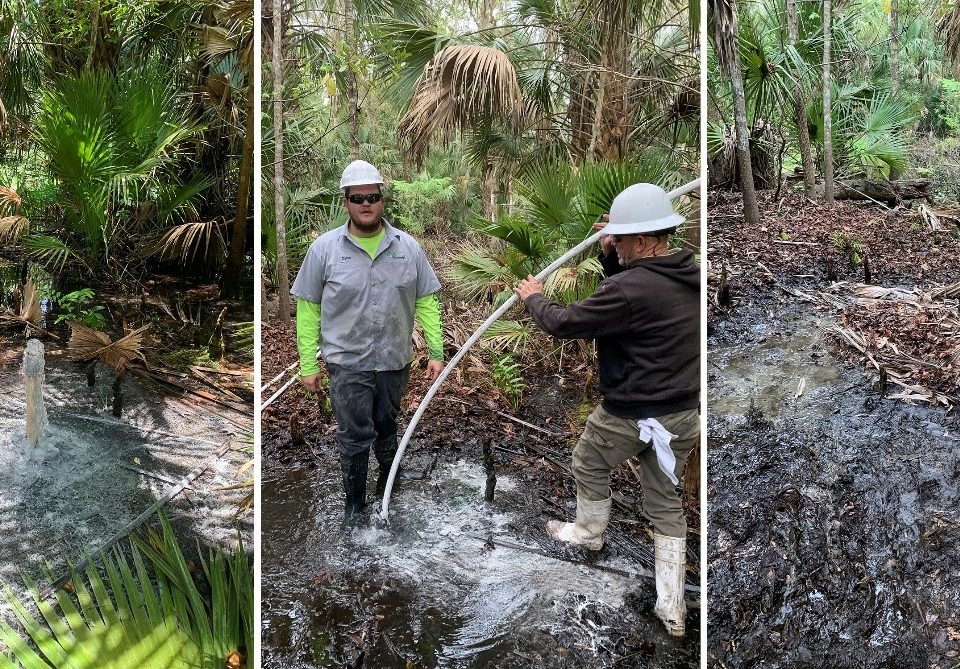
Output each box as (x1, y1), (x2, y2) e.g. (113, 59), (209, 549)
(545, 495), (611, 550)
(340, 453), (369, 530)
(653, 533), (687, 636)
(374, 437), (416, 496)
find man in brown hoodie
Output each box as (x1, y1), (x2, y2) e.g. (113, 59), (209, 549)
(514, 183), (699, 637)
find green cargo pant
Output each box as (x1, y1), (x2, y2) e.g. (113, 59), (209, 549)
(571, 404), (699, 538)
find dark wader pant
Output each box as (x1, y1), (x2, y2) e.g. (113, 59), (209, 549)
(327, 363), (411, 498)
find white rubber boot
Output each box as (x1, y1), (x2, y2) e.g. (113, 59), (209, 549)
(653, 533), (687, 636)
(545, 495), (611, 550)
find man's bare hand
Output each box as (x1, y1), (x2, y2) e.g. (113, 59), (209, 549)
(593, 214), (615, 257)
(426, 360), (443, 383)
(301, 373), (322, 393)
(514, 275), (544, 301)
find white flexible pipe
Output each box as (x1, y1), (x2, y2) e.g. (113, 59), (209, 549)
(378, 178), (701, 521)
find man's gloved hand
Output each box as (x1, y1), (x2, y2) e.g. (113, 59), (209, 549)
(593, 214), (615, 257)
(426, 360), (443, 383)
(301, 373), (322, 393)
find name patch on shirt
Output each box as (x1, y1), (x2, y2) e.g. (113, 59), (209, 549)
(386, 252), (406, 260)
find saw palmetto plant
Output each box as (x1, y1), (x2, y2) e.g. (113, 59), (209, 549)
(0, 515), (252, 669)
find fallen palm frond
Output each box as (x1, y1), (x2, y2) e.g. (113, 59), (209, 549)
(826, 282), (960, 406)
(0, 281), (54, 339)
(66, 322), (150, 370)
(0, 280), (39, 324)
(0, 214), (29, 243)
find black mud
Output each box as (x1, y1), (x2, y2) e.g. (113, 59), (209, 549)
(708, 246), (960, 667)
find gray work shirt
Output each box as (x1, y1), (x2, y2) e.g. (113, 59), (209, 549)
(291, 220), (441, 371)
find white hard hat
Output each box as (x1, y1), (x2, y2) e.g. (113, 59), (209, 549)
(339, 160), (384, 191)
(602, 183), (684, 235)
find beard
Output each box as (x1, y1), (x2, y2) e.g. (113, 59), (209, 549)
(349, 213), (383, 234)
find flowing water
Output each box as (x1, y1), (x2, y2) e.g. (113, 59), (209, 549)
(262, 445), (700, 668)
(0, 350), (252, 613)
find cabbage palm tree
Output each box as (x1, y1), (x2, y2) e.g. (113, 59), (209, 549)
(710, 0), (760, 223)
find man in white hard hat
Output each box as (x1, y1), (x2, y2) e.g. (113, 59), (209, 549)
(514, 183), (699, 637)
(292, 160), (445, 528)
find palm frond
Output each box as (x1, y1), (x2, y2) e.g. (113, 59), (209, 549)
(481, 319), (532, 353)
(398, 44), (524, 160)
(66, 322), (149, 370)
(146, 220), (227, 267)
(473, 214), (545, 261)
(0, 215), (29, 243)
(0, 186), (23, 213)
(0, 547), (204, 668)
(449, 242), (515, 301)
(20, 234), (81, 274)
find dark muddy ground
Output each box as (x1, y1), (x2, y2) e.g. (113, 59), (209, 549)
(261, 319), (702, 668)
(708, 191), (960, 668)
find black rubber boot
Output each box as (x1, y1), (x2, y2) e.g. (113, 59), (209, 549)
(340, 452), (369, 530)
(374, 437), (398, 497)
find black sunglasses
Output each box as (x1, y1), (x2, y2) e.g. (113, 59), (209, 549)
(347, 193), (383, 205)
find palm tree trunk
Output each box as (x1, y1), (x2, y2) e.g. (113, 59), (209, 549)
(223, 55), (254, 297)
(787, 0), (816, 197)
(889, 0), (899, 96)
(823, 0), (834, 205)
(888, 0), (900, 179)
(712, 0), (760, 224)
(273, 0), (290, 325)
(344, 0), (360, 158)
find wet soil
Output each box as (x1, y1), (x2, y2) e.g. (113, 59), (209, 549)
(261, 319), (701, 668)
(708, 191), (960, 668)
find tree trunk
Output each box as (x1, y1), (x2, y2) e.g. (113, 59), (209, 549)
(890, 0), (900, 96)
(716, 0), (760, 223)
(222, 54), (254, 297)
(344, 0), (359, 158)
(888, 0), (901, 179)
(481, 164), (495, 219)
(822, 0), (835, 205)
(787, 0), (816, 197)
(273, 0), (290, 325)
(815, 178), (932, 204)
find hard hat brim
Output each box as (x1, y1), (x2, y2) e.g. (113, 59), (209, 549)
(601, 212), (685, 235)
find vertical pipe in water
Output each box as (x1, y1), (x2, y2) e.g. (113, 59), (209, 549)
(23, 338), (49, 447)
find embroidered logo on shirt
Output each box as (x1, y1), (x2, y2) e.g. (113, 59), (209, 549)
(386, 252), (406, 260)
(340, 255), (352, 262)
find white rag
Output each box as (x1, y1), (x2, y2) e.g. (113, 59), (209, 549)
(636, 418), (679, 486)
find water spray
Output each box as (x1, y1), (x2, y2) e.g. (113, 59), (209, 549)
(378, 178), (702, 522)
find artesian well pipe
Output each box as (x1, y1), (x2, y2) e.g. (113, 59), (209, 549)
(378, 178), (701, 522)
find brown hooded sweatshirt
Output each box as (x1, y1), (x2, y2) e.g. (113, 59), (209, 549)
(524, 248), (699, 419)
